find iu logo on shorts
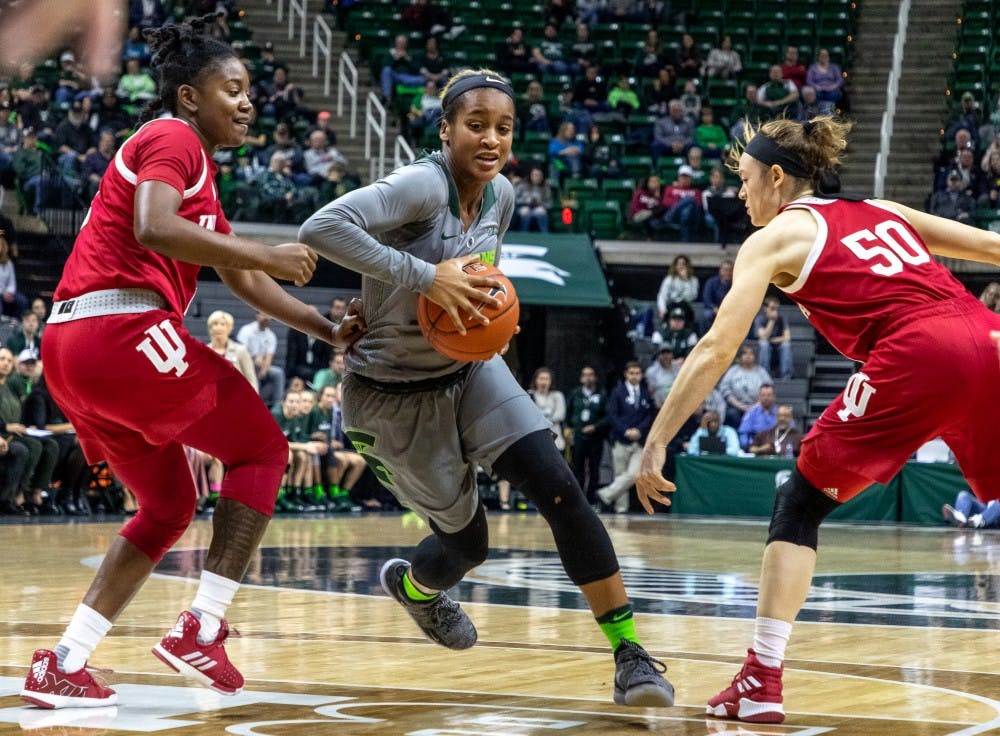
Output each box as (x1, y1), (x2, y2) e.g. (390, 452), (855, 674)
(136, 320), (189, 377)
(837, 371), (876, 422)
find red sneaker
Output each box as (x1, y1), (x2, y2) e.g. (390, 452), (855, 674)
(152, 611), (244, 695)
(707, 649), (785, 724)
(20, 649), (117, 709)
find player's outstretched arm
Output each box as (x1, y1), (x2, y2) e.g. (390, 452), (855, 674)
(874, 200), (1000, 267)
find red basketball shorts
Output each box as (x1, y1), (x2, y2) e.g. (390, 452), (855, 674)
(799, 297), (1000, 503)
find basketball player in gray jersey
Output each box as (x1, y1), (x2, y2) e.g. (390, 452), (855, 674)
(299, 69), (673, 707)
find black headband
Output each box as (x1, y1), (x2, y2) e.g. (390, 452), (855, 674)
(442, 73), (515, 110)
(744, 134), (812, 179)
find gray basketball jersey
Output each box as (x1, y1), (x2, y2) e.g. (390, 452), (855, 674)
(299, 152), (515, 382)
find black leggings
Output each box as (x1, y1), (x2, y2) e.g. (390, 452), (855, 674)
(410, 429), (620, 590)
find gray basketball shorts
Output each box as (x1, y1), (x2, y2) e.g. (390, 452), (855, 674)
(341, 356), (550, 533)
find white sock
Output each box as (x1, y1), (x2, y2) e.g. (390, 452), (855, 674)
(191, 570), (240, 644)
(752, 617), (792, 669)
(55, 604), (113, 674)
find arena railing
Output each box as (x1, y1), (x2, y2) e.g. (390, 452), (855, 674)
(337, 52), (360, 139)
(288, 0), (308, 57)
(313, 14), (334, 97)
(874, 0), (911, 198)
(394, 135), (416, 170)
(365, 92), (388, 182)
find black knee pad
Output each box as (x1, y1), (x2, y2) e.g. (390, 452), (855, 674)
(494, 430), (620, 585)
(767, 467), (839, 550)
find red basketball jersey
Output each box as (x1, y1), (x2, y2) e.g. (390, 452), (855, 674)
(778, 197), (971, 362)
(54, 118), (231, 317)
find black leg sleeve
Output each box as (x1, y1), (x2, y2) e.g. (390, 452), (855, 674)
(410, 501), (489, 591)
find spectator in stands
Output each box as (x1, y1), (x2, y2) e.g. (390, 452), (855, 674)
(258, 152), (320, 223)
(260, 66), (305, 122)
(645, 346), (678, 407)
(378, 35), (427, 103)
(695, 107), (728, 159)
(303, 129), (348, 185)
(95, 88), (134, 140)
(54, 50), (89, 106)
(285, 306), (333, 384)
(532, 22), (575, 77)
(954, 147), (986, 200)
(703, 166), (747, 247)
(16, 85), (55, 136)
(548, 121), (585, 179)
(54, 98), (96, 185)
(704, 35), (742, 79)
(313, 350), (346, 391)
(259, 122), (307, 182)
(805, 48), (843, 114)
(934, 128), (975, 173)
(608, 75), (641, 116)
(719, 343), (772, 428)
(0, 234), (25, 320)
(270, 389), (312, 512)
(660, 165), (704, 242)
(123, 26), (151, 63)
(630, 0), (669, 25)
(236, 312), (285, 407)
(687, 409), (740, 456)
(575, 0), (601, 27)
(929, 169), (975, 223)
(679, 80), (702, 125)
(754, 295), (793, 379)
(946, 92), (982, 145)
(23, 372), (90, 515)
(7, 311), (41, 358)
(572, 64), (610, 113)
(657, 306), (699, 360)
(31, 298), (48, 338)
(254, 41), (287, 84)
(729, 84), (766, 141)
(656, 253), (698, 324)
(979, 282), (1000, 312)
(796, 86), (823, 122)
(570, 22), (599, 72)
(628, 175), (665, 235)
(942, 490), (1000, 529)
(513, 166), (552, 232)
(200, 308), (258, 395)
(673, 33), (702, 79)
(82, 129), (117, 201)
(311, 384), (367, 511)
(583, 125), (623, 180)
(517, 80), (550, 133)
(684, 146), (708, 186)
(749, 404), (802, 457)
(651, 99), (694, 164)
(737, 383), (778, 450)
(11, 128), (53, 214)
(7, 348), (39, 400)
(117, 56), (157, 105)
(0, 424), (31, 516)
(418, 37), (450, 87)
(599, 0), (632, 24)
(644, 66), (678, 115)
(529, 367), (567, 452)
(757, 65), (799, 119)
(406, 80), (444, 145)
(567, 365), (608, 505)
(633, 30), (667, 79)
(780, 46), (807, 90)
(980, 133), (1000, 207)
(597, 361), (655, 513)
(498, 27), (534, 75)
(128, 0), (165, 32)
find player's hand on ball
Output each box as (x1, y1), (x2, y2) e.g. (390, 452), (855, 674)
(634, 444), (675, 514)
(426, 254), (502, 335)
(267, 243), (319, 286)
(333, 297), (366, 350)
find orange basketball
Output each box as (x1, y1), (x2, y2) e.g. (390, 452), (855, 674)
(417, 261), (520, 362)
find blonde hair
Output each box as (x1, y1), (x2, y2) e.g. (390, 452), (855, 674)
(207, 310), (234, 331)
(729, 116), (852, 186)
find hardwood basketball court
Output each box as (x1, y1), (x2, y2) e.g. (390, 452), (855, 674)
(1, 513), (998, 735)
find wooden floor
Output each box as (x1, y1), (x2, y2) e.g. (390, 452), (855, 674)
(1, 512), (998, 735)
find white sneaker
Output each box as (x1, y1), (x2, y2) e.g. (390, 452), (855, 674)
(942, 504), (967, 527)
(969, 514), (986, 528)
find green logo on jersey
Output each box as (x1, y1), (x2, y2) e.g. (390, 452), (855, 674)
(344, 428), (396, 488)
(479, 249), (497, 265)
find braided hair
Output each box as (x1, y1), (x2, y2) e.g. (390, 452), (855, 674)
(139, 15), (238, 123)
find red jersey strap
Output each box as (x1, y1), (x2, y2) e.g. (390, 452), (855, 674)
(114, 118), (209, 200)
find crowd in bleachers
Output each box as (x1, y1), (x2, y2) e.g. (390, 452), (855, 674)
(931, 0), (1000, 229)
(368, 0), (853, 241)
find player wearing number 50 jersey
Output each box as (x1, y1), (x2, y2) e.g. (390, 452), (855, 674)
(21, 18), (363, 711)
(634, 116), (1000, 725)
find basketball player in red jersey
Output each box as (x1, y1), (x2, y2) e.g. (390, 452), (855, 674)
(20, 18), (363, 709)
(634, 116), (1000, 724)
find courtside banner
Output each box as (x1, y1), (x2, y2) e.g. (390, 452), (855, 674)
(497, 234), (612, 308)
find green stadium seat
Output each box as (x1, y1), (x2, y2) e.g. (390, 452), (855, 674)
(581, 200), (623, 239)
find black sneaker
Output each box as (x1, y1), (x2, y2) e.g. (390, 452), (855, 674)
(379, 558), (477, 650)
(613, 640), (675, 707)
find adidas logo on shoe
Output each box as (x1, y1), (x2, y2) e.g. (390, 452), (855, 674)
(31, 658), (48, 684)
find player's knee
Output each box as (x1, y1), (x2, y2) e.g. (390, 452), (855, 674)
(122, 498), (197, 562)
(767, 467), (840, 550)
